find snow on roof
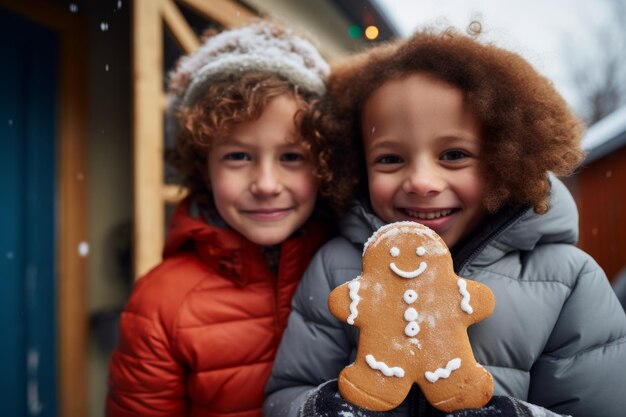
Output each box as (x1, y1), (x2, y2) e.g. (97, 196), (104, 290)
(582, 105), (626, 164)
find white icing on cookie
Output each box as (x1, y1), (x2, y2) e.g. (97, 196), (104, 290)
(390, 261), (427, 279)
(362, 222), (449, 256)
(403, 289), (418, 304)
(404, 307), (418, 321)
(416, 246), (426, 256)
(365, 354), (405, 377)
(408, 338), (422, 348)
(347, 280), (361, 325)
(425, 358), (461, 383)
(404, 321), (420, 337)
(390, 246), (400, 257)
(457, 278), (473, 314)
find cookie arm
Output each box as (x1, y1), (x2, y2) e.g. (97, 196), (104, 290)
(328, 277), (360, 326)
(462, 279), (495, 323)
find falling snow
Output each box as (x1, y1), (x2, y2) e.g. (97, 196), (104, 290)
(100, 22), (109, 32)
(69, 3), (78, 13)
(78, 241), (90, 257)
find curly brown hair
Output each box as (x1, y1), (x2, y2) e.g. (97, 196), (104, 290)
(167, 71), (354, 214)
(323, 24), (586, 214)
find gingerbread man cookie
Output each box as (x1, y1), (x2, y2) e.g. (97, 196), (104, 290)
(328, 221), (495, 412)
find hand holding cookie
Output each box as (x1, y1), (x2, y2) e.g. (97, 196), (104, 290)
(328, 221), (495, 412)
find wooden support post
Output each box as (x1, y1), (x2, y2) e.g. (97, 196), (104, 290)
(133, 0), (166, 278)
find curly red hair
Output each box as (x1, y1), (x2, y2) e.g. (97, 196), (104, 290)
(323, 24), (585, 214)
(167, 71), (353, 214)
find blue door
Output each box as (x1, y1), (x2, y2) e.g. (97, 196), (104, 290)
(0, 8), (58, 417)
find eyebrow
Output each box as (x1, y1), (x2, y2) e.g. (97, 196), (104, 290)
(365, 138), (403, 151)
(214, 136), (305, 148)
(437, 133), (481, 145)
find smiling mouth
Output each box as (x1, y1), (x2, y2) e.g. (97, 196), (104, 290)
(241, 208), (292, 219)
(403, 208), (455, 220)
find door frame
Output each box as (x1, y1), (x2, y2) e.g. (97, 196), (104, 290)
(0, 1), (87, 416)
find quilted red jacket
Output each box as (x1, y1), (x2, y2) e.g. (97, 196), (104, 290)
(106, 200), (327, 417)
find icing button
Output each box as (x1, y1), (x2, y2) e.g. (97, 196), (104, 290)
(405, 321), (420, 337)
(403, 289), (418, 304)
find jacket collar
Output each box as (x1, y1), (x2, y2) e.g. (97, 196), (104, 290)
(163, 197), (327, 286)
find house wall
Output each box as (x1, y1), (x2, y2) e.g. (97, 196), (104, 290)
(243, 0), (365, 62)
(577, 145), (626, 282)
(83, 2), (133, 416)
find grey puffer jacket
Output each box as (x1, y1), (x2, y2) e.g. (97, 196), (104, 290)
(264, 178), (626, 417)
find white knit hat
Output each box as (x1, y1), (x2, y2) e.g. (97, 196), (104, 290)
(168, 20), (330, 114)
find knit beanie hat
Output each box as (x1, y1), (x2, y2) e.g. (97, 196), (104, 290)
(167, 20), (330, 116)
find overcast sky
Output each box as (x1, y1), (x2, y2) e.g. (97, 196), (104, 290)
(372, 0), (617, 116)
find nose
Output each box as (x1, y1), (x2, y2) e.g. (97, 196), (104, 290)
(402, 162), (445, 197)
(250, 161), (283, 196)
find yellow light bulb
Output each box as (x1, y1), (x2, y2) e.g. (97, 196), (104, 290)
(365, 25), (379, 40)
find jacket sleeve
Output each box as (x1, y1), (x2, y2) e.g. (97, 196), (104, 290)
(106, 303), (187, 416)
(528, 254), (626, 417)
(264, 238), (361, 417)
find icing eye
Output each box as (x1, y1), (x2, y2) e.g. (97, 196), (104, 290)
(416, 246), (426, 256)
(390, 247), (400, 257)
(404, 307), (418, 321)
(405, 321), (420, 337)
(403, 290), (417, 304)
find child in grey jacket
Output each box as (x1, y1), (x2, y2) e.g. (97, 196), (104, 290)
(264, 23), (626, 417)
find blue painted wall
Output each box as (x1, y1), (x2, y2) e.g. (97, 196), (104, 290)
(0, 8), (58, 417)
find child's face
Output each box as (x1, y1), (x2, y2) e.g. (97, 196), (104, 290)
(361, 73), (486, 249)
(207, 94), (317, 246)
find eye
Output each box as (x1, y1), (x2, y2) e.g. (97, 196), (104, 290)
(223, 152), (250, 161)
(416, 246), (426, 256)
(390, 247), (400, 257)
(280, 152), (306, 163)
(376, 155), (403, 164)
(441, 150), (469, 161)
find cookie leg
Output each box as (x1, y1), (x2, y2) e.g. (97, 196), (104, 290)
(338, 361), (411, 411)
(420, 363), (493, 413)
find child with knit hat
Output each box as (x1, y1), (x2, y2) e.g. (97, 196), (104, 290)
(106, 20), (352, 417)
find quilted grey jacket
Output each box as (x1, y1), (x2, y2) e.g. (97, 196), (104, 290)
(264, 178), (626, 417)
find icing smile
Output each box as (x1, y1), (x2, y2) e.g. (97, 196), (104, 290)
(390, 261), (427, 279)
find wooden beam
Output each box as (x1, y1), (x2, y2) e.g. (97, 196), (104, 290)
(134, 0), (166, 278)
(177, 0), (255, 28)
(161, 0), (199, 54)
(57, 20), (88, 417)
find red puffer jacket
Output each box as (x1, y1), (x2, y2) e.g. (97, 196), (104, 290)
(106, 200), (327, 417)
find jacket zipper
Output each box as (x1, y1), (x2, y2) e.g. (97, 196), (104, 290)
(457, 205), (529, 275)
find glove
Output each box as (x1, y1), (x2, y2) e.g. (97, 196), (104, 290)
(299, 379), (394, 417)
(442, 396), (571, 417)
(298, 381), (569, 417)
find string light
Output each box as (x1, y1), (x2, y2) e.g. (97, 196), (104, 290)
(348, 24), (362, 39)
(365, 25), (379, 40)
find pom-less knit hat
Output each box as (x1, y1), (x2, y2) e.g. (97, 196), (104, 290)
(167, 20), (330, 115)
